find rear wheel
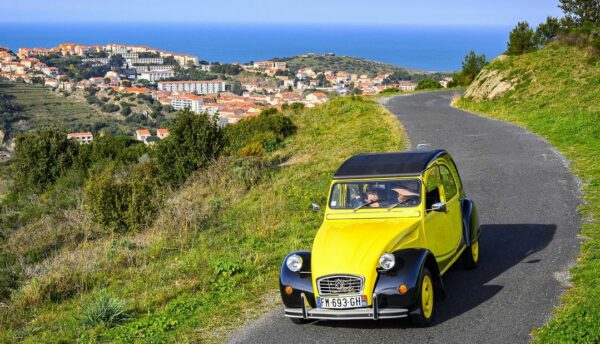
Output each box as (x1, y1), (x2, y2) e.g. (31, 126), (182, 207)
(409, 267), (435, 327)
(462, 240), (479, 269)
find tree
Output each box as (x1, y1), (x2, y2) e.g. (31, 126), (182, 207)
(559, 0), (600, 26)
(153, 110), (224, 187)
(13, 129), (79, 192)
(452, 51), (487, 86)
(109, 54), (125, 69)
(535, 16), (563, 46)
(506, 22), (537, 55)
(415, 79), (442, 90)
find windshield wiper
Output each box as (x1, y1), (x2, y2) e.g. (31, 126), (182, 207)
(353, 199), (381, 212)
(387, 197), (416, 211)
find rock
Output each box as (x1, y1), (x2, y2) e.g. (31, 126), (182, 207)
(463, 68), (517, 100)
(0, 130), (4, 144)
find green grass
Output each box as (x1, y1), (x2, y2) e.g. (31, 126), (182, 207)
(0, 96), (406, 343)
(456, 43), (600, 343)
(0, 82), (128, 135)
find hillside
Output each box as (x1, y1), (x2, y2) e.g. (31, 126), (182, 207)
(456, 43), (600, 342)
(273, 54), (444, 79)
(0, 82), (171, 146)
(0, 97), (406, 342)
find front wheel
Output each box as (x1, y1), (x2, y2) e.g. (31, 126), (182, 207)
(462, 240), (479, 269)
(409, 267), (435, 327)
(289, 317), (310, 324)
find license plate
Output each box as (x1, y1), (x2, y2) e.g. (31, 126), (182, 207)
(317, 295), (367, 309)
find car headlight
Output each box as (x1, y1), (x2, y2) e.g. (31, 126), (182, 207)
(286, 254), (303, 272)
(379, 253), (395, 270)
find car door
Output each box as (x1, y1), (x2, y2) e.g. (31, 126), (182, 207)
(423, 165), (454, 265)
(439, 163), (463, 261)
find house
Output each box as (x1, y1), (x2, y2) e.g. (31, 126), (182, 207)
(67, 132), (93, 144)
(135, 129), (152, 142)
(397, 81), (417, 92)
(157, 128), (169, 139)
(305, 92), (328, 104)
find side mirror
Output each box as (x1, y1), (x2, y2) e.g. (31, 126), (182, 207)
(310, 203), (320, 213)
(431, 202), (447, 212)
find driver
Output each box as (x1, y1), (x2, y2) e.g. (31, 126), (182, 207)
(365, 187), (387, 208)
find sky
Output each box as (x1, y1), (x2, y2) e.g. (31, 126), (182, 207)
(0, 0), (563, 26)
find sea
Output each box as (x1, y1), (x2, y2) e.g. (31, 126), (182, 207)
(0, 23), (511, 72)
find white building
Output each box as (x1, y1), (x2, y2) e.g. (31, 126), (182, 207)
(157, 80), (227, 94)
(139, 70), (175, 82)
(128, 57), (164, 65)
(135, 129), (151, 142)
(170, 94), (204, 113)
(67, 132), (93, 144)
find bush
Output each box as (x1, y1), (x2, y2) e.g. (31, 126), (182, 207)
(13, 129), (79, 192)
(120, 106), (132, 116)
(415, 79), (442, 90)
(223, 108), (296, 153)
(238, 142), (265, 157)
(379, 87), (401, 95)
(452, 51), (487, 86)
(81, 293), (128, 328)
(101, 103), (120, 113)
(153, 110), (224, 187)
(83, 162), (162, 232)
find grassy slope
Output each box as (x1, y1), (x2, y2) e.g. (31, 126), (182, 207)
(0, 82), (126, 135)
(0, 97), (406, 343)
(457, 44), (600, 342)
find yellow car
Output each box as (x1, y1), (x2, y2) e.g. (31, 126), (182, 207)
(279, 149), (480, 326)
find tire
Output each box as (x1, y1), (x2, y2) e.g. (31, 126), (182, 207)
(289, 317), (310, 324)
(462, 240), (479, 269)
(409, 267), (435, 327)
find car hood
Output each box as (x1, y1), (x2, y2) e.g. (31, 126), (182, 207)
(311, 217), (420, 298)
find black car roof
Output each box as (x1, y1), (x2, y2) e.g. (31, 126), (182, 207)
(333, 149), (447, 179)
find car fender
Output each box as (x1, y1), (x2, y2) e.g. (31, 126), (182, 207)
(461, 198), (480, 246)
(374, 248), (444, 309)
(279, 251), (315, 308)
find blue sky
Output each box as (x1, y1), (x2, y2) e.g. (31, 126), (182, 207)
(0, 0), (562, 26)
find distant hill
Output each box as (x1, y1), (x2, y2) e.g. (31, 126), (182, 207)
(272, 54), (448, 79)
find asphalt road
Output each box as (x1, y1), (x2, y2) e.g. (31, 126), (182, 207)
(228, 91), (581, 344)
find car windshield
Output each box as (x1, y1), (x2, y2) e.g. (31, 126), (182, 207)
(329, 179), (421, 210)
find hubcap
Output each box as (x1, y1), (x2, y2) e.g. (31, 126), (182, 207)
(472, 241), (479, 263)
(422, 275), (434, 319)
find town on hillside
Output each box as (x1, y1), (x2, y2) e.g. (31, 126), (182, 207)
(0, 43), (451, 144)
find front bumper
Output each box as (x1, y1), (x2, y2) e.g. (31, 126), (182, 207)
(284, 293), (409, 321)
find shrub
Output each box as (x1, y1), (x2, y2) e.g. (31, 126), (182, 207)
(81, 293), (128, 328)
(153, 110), (224, 187)
(415, 78), (442, 90)
(13, 129), (79, 192)
(223, 108), (296, 153)
(238, 142), (265, 157)
(101, 103), (120, 113)
(83, 162), (162, 232)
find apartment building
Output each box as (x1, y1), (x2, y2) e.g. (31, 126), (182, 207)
(157, 80), (227, 94)
(170, 94), (204, 112)
(139, 70), (175, 82)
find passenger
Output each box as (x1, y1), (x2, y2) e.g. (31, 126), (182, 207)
(392, 183), (420, 206)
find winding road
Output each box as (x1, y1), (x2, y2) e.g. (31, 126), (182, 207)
(228, 91), (581, 344)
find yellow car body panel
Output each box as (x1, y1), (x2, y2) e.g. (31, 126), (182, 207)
(311, 214), (421, 305)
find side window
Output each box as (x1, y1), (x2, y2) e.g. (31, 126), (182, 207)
(440, 165), (458, 200)
(424, 166), (441, 210)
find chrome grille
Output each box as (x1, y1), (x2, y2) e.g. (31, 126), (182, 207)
(317, 275), (364, 295)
